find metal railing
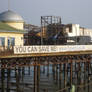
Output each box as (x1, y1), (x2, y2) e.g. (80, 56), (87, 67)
(0, 46), (14, 56)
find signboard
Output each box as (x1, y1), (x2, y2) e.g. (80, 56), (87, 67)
(13, 45), (91, 54)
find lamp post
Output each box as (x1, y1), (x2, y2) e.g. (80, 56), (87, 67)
(41, 16), (43, 45)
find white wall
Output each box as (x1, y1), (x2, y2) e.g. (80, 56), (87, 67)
(67, 24), (80, 37)
(80, 28), (92, 41)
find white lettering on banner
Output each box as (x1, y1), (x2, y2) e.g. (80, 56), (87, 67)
(14, 45), (92, 54)
(58, 45), (85, 52)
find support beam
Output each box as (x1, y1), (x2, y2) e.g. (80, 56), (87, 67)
(15, 68), (20, 92)
(34, 65), (37, 92)
(70, 61), (73, 86)
(7, 69), (11, 92)
(1, 68), (5, 92)
(37, 65), (40, 92)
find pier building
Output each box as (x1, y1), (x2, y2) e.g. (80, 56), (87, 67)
(0, 10), (26, 48)
(0, 10), (24, 30)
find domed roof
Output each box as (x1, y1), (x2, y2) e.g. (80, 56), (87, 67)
(0, 10), (24, 22)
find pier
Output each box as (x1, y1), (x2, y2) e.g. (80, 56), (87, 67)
(0, 0), (92, 92)
(0, 45), (92, 92)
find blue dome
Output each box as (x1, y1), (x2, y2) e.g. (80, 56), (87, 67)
(0, 10), (24, 22)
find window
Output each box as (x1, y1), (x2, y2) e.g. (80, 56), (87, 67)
(0, 37), (5, 46)
(11, 38), (15, 46)
(8, 37), (15, 46)
(66, 27), (69, 33)
(21, 37), (24, 40)
(66, 27), (72, 33)
(69, 27), (72, 33)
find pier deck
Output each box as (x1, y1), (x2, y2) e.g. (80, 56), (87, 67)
(0, 45), (92, 92)
(0, 45), (92, 58)
(0, 50), (92, 59)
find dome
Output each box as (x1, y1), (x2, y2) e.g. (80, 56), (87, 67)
(0, 10), (24, 22)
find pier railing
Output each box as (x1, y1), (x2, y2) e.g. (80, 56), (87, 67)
(0, 46), (14, 56)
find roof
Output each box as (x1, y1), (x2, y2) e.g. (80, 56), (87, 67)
(0, 10), (24, 22)
(0, 22), (26, 33)
(24, 23), (41, 32)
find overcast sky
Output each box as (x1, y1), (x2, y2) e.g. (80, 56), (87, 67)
(0, 0), (92, 28)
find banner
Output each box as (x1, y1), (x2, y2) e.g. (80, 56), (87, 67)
(13, 45), (92, 54)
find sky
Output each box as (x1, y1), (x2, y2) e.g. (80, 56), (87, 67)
(0, 0), (92, 28)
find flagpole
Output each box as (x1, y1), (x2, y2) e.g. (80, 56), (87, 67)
(8, 0), (10, 11)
